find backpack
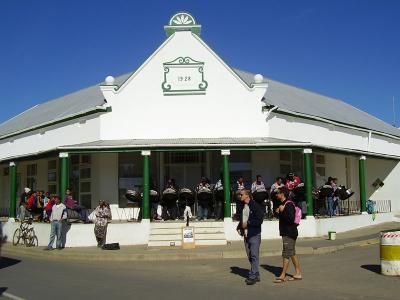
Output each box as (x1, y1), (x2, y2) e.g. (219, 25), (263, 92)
(285, 200), (302, 225)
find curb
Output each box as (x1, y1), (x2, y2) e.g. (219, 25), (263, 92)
(1, 238), (379, 262)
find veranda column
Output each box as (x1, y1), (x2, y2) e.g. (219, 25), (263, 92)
(9, 162), (17, 218)
(59, 152), (69, 202)
(141, 150), (151, 220)
(221, 150), (231, 218)
(303, 149), (314, 217)
(359, 155), (367, 213)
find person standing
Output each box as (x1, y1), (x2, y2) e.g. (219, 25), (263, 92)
(44, 196), (67, 250)
(274, 187), (302, 283)
(94, 201), (112, 248)
(236, 189), (264, 285)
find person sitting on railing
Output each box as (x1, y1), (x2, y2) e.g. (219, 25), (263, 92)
(285, 173), (300, 193)
(251, 175), (270, 218)
(325, 177), (336, 217)
(18, 187), (31, 221)
(64, 188), (89, 223)
(196, 177), (212, 221)
(332, 178), (340, 215)
(44, 196), (55, 222)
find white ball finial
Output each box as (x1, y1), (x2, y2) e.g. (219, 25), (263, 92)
(254, 74), (264, 84)
(105, 75), (115, 85)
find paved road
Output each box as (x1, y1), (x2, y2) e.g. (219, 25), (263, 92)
(1, 244), (399, 300)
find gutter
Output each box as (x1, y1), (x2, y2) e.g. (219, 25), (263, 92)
(0, 105), (109, 141)
(264, 105), (400, 141)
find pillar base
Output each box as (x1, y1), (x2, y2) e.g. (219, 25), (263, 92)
(140, 219), (151, 224)
(306, 215), (315, 220)
(361, 211), (368, 215)
(7, 217), (16, 223)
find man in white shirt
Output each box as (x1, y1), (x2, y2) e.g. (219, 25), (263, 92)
(45, 196), (67, 250)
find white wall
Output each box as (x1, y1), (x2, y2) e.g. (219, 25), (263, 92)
(0, 115), (101, 161)
(100, 31), (268, 140)
(366, 158), (400, 212)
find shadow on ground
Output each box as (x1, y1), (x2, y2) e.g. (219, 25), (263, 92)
(261, 264), (284, 277)
(361, 264), (381, 274)
(0, 287), (8, 296)
(230, 266), (248, 278)
(0, 257), (21, 270)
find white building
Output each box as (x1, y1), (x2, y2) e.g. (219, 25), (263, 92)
(1, 12), (398, 247)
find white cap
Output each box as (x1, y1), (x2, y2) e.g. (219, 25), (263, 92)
(105, 75), (115, 85)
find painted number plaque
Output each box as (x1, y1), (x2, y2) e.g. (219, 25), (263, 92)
(162, 57), (208, 95)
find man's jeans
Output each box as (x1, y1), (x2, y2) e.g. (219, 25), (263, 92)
(48, 220), (62, 249)
(244, 233), (261, 280)
(327, 196), (334, 216)
(197, 205), (208, 220)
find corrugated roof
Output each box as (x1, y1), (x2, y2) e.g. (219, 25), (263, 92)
(1, 67), (399, 139)
(0, 72), (132, 138)
(234, 69), (400, 138)
(58, 137), (308, 149)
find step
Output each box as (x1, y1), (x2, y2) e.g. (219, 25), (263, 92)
(151, 222), (224, 229)
(148, 240), (182, 247)
(149, 232), (226, 241)
(148, 239), (227, 247)
(150, 228), (225, 235)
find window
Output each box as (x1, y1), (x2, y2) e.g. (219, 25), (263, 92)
(69, 155), (92, 208)
(279, 151), (303, 179)
(26, 163), (37, 191)
(314, 153), (326, 187)
(47, 160), (57, 195)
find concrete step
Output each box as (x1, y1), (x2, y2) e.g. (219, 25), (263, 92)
(148, 240), (182, 247)
(149, 232), (226, 241)
(150, 228), (225, 235)
(148, 239), (227, 247)
(151, 222), (224, 229)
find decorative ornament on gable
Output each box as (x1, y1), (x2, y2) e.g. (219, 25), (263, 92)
(162, 57), (208, 96)
(164, 12), (201, 37)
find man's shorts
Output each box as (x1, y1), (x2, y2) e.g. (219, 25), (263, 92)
(282, 236), (297, 258)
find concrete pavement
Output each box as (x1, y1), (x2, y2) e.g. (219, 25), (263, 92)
(2, 221), (399, 262)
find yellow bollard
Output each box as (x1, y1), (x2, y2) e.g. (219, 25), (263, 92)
(380, 230), (400, 276)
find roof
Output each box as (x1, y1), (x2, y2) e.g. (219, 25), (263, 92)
(58, 137), (308, 150)
(0, 72), (131, 139)
(1, 67), (399, 139)
(235, 69), (400, 138)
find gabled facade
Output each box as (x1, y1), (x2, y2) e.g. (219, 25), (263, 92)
(0, 12), (399, 222)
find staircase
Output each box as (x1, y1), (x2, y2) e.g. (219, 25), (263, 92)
(148, 221), (226, 247)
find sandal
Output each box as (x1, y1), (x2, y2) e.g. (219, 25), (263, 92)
(273, 278), (286, 283)
(288, 276), (302, 281)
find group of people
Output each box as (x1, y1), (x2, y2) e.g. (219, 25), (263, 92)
(147, 172), (303, 222)
(236, 186), (302, 285)
(18, 187), (90, 223)
(44, 194), (112, 250)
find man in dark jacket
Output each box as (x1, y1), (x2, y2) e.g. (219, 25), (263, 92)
(237, 189), (264, 285)
(274, 187), (302, 283)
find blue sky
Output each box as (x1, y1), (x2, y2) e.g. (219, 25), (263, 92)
(0, 0), (399, 126)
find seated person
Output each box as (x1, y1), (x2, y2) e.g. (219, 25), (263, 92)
(31, 190), (44, 221)
(251, 175), (266, 193)
(64, 188), (89, 223)
(162, 179), (179, 220)
(196, 177), (212, 221)
(285, 173), (300, 192)
(18, 187), (31, 221)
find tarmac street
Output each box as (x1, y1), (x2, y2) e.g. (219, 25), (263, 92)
(1, 244), (399, 300)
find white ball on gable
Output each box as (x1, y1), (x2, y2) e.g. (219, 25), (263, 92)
(254, 74), (264, 84)
(105, 75), (115, 85)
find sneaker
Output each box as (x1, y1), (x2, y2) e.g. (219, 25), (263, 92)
(245, 278), (257, 285)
